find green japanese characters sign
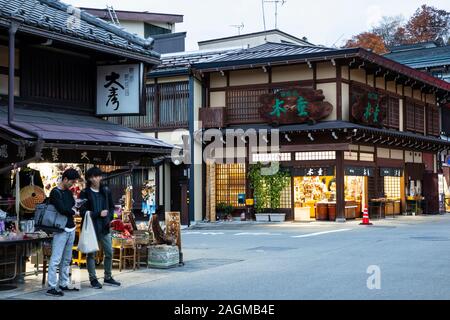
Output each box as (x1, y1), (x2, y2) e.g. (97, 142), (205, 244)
(351, 90), (386, 127)
(260, 88), (333, 126)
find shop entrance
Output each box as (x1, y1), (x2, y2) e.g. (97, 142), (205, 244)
(344, 166), (375, 219)
(292, 166), (336, 221)
(344, 175), (366, 219)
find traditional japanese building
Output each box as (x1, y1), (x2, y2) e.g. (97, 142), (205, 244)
(385, 42), (450, 205)
(0, 0), (173, 207)
(193, 41), (450, 221)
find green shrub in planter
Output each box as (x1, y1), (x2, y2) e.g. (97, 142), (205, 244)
(216, 202), (234, 220)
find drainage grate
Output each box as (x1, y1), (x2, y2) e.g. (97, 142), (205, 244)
(410, 236), (450, 242)
(248, 246), (295, 252)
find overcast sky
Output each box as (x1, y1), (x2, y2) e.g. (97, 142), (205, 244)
(66, 0), (450, 51)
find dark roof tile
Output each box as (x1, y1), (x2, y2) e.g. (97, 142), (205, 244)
(0, 0), (160, 61)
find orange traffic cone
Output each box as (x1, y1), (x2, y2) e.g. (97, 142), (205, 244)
(360, 206), (373, 225)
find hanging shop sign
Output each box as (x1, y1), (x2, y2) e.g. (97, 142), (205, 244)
(380, 168), (403, 177)
(345, 166), (374, 176)
(290, 166), (335, 177)
(259, 87), (333, 126)
(96, 63), (144, 116)
(351, 91), (387, 127)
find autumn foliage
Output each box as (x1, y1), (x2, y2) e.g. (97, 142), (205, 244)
(344, 4), (450, 52)
(345, 32), (388, 54)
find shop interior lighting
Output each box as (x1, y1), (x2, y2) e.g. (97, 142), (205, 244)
(308, 133), (314, 141)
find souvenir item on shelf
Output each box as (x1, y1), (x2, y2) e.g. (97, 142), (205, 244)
(165, 212), (181, 251)
(110, 219), (133, 237)
(141, 182), (156, 217)
(20, 185), (46, 212)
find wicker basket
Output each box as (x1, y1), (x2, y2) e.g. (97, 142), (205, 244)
(134, 231), (150, 245)
(20, 185), (46, 212)
(112, 237), (134, 247)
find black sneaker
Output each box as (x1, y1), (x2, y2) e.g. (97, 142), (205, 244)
(104, 278), (121, 287)
(46, 288), (64, 297)
(59, 286), (80, 292)
(90, 279), (103, 289)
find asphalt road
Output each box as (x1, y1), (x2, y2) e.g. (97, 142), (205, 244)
(8, 215), (450, 300)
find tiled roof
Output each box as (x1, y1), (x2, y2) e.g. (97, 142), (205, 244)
(388, 41), (439, 53)
(384, 45), (450, 69)
(149, 47), (239, 76)
(201, 42), (333, 64)
(191, 42), (450, 93)
(0, 105), (173, 150)
(0, 0), (160, 63)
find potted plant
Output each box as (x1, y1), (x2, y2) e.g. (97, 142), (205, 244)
(216, 202), (234, 221)
(249, 163), (290, 222)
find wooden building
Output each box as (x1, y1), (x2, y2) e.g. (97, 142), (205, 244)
(0, 0), (173, 205)
(194, 42), (450, 221)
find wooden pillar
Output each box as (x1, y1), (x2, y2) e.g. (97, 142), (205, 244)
(336, 63), (342, 120)
(336, 150), (346, 222)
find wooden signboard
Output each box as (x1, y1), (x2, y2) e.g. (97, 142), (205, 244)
(260, 87), (333, 126)
(345, 166), (375, 177)
(351, 91), (387, 127)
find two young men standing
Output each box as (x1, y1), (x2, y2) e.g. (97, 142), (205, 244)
(46, 167), (121, 297)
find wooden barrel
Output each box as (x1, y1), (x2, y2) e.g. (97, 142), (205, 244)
(328, 203), (336, 221)
(316, 203), (329, 221)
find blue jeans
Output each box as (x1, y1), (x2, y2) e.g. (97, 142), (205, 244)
(48, 230), (75, 289)
(87, 233), (113, 282)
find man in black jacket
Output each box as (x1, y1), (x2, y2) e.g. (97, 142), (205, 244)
(80, 167), (121, 289)
(46, 168), (81, 297)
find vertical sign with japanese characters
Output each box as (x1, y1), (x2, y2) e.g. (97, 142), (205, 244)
(96, 64), (142, 116)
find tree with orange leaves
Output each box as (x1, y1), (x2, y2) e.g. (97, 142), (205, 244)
(344, 4), (449, 50)
(405, 5), (449, 44)
(344, 32), (388, 54)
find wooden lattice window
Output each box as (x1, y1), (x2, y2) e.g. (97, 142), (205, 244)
(387, 97), (400, 129)
(415, 104), (425, 134)
(405, 100), (425, 134)
(215, 163), (246, 207)
(158, 82), (189, 127)
(426, 105), (440, 136)
(279, 178), (292, 209)
(406, 100), (415, 132)
(226, 88), (269, 123)
(384, 176), (401, 198)
(111, 85), (156, 128)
